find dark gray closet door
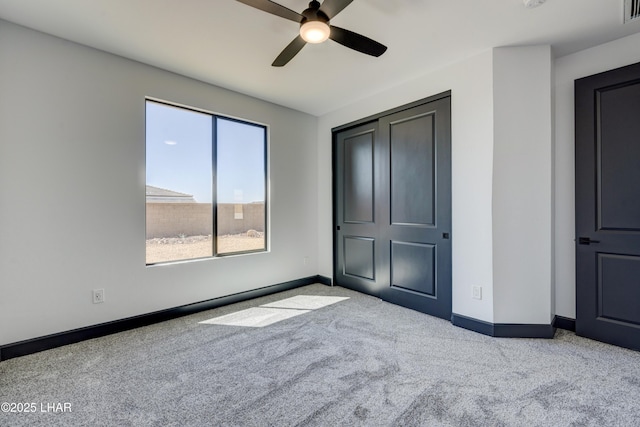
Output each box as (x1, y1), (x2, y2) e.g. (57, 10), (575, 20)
(334, 95), (451, 320)
(334, 121), (383, 296)
(575, 61), (640, 351)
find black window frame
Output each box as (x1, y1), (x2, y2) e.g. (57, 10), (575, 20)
(145, 98), (269, 266)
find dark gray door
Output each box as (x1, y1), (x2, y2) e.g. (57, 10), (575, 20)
(334, 121), (383, 296)
(334, 95), (451, 320)
(575, 61), (640, 351)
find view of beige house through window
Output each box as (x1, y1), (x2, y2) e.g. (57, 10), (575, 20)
(145, 100), (267, 265)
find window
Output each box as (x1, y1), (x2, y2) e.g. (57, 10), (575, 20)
(145, 100), (267, 265)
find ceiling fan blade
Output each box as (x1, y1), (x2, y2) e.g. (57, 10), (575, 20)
(319, 0), (354, 19)
(272, 36), (307, 67)
(329, 26), (387, 57)
(235, 0), (303, 23)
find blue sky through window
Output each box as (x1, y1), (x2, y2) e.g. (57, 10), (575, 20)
(217, 117), (266, 204)
(146, 101), (266, 204)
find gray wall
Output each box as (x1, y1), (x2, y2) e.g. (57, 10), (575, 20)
(492, 46), (553, 324)
(0, 20), (318, 346)
(318, 47), (555, 325)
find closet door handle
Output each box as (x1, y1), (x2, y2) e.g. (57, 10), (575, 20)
(578, 237), (600, 245)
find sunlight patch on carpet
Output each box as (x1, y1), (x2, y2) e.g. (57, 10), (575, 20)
(199, 295), (350, 327)
(261, 295), (350, 310)
(199, 307), (311, 327)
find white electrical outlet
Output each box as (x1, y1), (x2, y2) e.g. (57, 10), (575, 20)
(93, 288), (105, 304)
(472, 286), (482, 300)
(303, 256), (309, 265)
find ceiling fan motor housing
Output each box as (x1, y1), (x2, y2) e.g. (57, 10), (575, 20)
(300, 0), (330, 43)
(302, 0), (329, 25)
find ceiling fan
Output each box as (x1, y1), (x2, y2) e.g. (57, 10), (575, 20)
(235, 0), (388, 66)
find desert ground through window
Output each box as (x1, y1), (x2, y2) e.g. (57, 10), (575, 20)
(146, 233), (264, 264)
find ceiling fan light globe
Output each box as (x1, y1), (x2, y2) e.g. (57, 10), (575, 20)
(300, 21), (330, 43)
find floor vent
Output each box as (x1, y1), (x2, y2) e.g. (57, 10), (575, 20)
(625, 0), (640, 22)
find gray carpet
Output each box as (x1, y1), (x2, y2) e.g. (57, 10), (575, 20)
(1, 284), (639, 426)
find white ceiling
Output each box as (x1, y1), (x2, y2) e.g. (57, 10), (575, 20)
(1, 0), (639, 116)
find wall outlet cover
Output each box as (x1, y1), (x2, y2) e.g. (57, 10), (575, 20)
(472, 286), (482, 300)
(93, 289), (105, 304)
